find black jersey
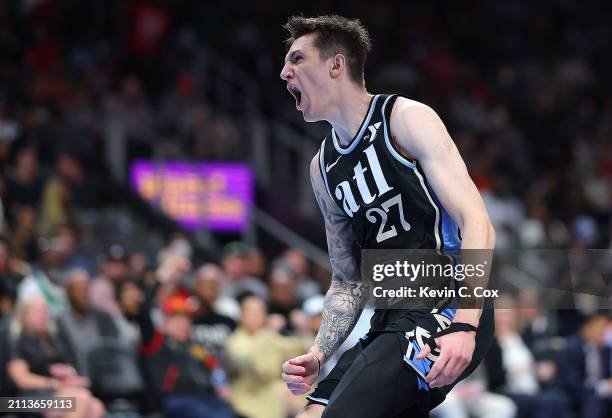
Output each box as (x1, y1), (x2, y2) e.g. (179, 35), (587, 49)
(319, 94), (470, 333)
(319, 94), (461, 252)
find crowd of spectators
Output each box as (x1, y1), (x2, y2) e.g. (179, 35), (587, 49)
(0, 1), (612, 418)
(0, 231), (331, 418)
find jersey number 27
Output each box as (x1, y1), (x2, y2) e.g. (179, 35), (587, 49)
(365, 193), (411, 243)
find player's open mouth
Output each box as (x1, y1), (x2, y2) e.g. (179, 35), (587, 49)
(288, 85), (302, 108)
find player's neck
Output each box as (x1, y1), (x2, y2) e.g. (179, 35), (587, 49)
(327, 87), (373, 147)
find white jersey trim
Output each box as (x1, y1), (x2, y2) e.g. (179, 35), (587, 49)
(381, 95), (416, 169)
(382, 95), (441, 249)
(332, 95), (380, 154)
(319, 140), (335, 201)
(306, 395), (329, 405)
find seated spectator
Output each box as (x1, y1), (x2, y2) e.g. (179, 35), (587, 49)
(7, 204), (39, 262)
(56, 268), (120, 377)
(4, 146), (45, 218)
(191, 263), (237, 353)
(267, 264), (302, 335)
(90, 244), (129, 317)
(432, 365), (517, 418)
(0, 238), (28, 318)
(139, 254), (235, 418)
(17, 228), (74, 317)
(485, 297), (571, 418)
(282, 248), (320, 300)
(556, 312), (612, 418)
(115, 278), (145, 349)
(225, 294), (308, 418)
(54, 151), (100, 211)
(59, 272), (145, 411)
(221, 242), (267, 300)
(6, 294), (105, 418)
(246, 245), (267, 280)
(518, 288), (559, 353)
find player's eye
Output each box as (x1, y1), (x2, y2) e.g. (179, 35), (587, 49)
(294, 56), (302, 62)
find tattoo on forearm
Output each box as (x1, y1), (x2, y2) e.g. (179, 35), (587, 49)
(310, 159), (369, 362)
(315, 280), (367, 361)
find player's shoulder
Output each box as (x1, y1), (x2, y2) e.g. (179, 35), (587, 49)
(389, 96), (445, 137)
(390, 96), (438, 123)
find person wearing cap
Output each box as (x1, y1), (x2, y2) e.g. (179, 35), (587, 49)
(90, 244), (130, 317)
(138, 254), (236, 418)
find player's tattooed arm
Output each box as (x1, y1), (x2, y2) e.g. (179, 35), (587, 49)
(309, 154), (368, 363)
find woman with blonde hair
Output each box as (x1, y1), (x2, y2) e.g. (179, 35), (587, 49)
(6, 294), (105, 418)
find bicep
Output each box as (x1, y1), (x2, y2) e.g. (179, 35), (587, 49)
(310, 156), (360, 285)
(391, 103), (488, 229)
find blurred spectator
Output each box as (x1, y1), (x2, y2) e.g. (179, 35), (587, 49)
(6, 295), (106, 418)
(0, 238), (27, 317)
(57, 268), (120, 377)
(225, 294), (307, 418)
(221, 241), (267, 300)
(267, 263), (301, 335)
(139, 255), (235, 418)
(4, 146), (45, 217)
(103, 74), (158, 182)
(39, 151), (99, 236)
(159, 72), (200, 133)
(17, 228), (76, 316)
(246, 245), (267, 280)
(194, 115), (241, 161)
(556, 312), (612, 418)
(432, 367), (516, 418)
(0, 102), (20, 172)
(518, 289), (560, 360)
(191, 263), (237, 352)
(90, 244), (130, 317)
(126, 0), (172, 61)
(282, 248), (320, 300)
(59, 270), (145, 411)
(481, 172), (525, 248)
(128, 250), (150, 277)
(7, 204), (39, 262)
(486, 297), (571, 418)
(115, 278), (145, 348)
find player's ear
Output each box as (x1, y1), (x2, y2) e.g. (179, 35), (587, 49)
(329, 53), (346, 79)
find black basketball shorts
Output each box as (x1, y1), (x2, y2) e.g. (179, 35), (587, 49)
(306, 307), (494, 418)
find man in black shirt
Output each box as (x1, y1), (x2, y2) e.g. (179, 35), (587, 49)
(138, 255), (235, 418)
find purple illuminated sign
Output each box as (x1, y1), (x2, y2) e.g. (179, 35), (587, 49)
(130, 161), (253, 232)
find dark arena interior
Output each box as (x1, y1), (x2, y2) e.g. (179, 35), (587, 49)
(0, 1), (611, 418)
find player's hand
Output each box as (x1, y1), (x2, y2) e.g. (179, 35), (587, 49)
(415, 331), (475, 388)
(281, 353), (319, 395)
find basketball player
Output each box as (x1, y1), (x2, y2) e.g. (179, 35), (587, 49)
(280, 15), (495, 418)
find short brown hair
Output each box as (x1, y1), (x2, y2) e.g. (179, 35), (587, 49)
(284, 15), (372, 85)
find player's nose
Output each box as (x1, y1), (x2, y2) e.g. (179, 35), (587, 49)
(280, 63), (293, 81)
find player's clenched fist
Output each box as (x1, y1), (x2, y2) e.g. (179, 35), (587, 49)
(282, 353), (320, 395)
